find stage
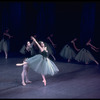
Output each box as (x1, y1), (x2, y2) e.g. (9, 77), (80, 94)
(0, 54), (100, 99)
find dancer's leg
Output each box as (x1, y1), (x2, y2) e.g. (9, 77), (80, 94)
(41, 74), (46, 86)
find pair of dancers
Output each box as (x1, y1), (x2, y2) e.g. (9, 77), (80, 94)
(16, 36), (59, 86)
(60, 38), (99, 65)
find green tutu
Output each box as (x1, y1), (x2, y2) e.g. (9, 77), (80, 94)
(20, 45), (26, 54)
(0, 39), (9, 52)
(60, 44), (76, 60)
(75, 48), (96, 64)
(0, 39), (3, 52)
(26, 54), (59, 76)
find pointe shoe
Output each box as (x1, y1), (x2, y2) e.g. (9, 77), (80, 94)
(5, 56), (7, 59)
(68, 59), (70, 62)
(96, 61), (99, 65)
(22, 82), (26, 86)
(26, 80), (32, 84)
(85, 62), (88, 64)
(42, 80), (46, 86)
(96, 63), (99, 65)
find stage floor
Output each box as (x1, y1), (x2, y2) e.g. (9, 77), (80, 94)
(0, 54), (100, 99)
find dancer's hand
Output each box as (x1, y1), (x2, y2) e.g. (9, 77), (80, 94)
(86, 42), (90, 46)
(9, 35), (13, 38)
(31, 36), (36, 41)
(16, 64), (19, 66)
(52, 43), (57, 48)
(71, 40), (74, 43)
(76, 49), (80, 51)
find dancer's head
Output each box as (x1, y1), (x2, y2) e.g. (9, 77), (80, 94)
(39, 41), (45, 47)
(5, 27), (9, 33)
(27, 41), (31, 46)
(50, 33), (54, 37)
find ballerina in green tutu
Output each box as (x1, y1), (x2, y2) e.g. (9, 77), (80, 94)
(20, 34), (39, 57)
(75, 38), (99, 65)
(60, 38), (80, 62)
(20, 40), (37, 58)
(0, 28), (13, 59)
(16, 36), (59, 86)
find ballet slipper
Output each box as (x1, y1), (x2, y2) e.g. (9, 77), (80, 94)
(42, 80), (46, 86)
(96, 62), (99, 65)
(5, 56), (7, 59)
(85, 62), (88, 64)
(26, 80), (32, 84)
(68, 59), (70, 62)
(95, 61), (99, 65)
(22, 82), (26, 86)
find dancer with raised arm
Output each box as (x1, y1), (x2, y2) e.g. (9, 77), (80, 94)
(0, 27), (13, 59)
(20, 40), (37, 58)
(16, 36), (59, 86)
(75, 38), (99, 65)
(60, 38), (80, 62)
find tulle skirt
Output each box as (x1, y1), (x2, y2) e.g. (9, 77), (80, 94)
(0, 39), (3, 52)
(60, 44), (76, 60)
(0, 39), (9, 52)
(20, 45), (37, 56)
(20, 45), (26, 54)
(75, 48), (96, 64)
(26, 54), (59, 76)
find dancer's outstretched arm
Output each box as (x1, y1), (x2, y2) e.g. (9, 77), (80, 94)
(3, 33), (13, 38)
(91, 46), (99, 52)
(88, 43), (99, 50)
(31, 36), (43, 52)
(71, 41), (80, 51)
(47, 36), (56, 48)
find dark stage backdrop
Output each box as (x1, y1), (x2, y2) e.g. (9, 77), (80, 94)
(0, 1), (99, 59)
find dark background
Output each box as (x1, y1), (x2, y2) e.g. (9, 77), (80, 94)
(0, 1), (99, 61)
